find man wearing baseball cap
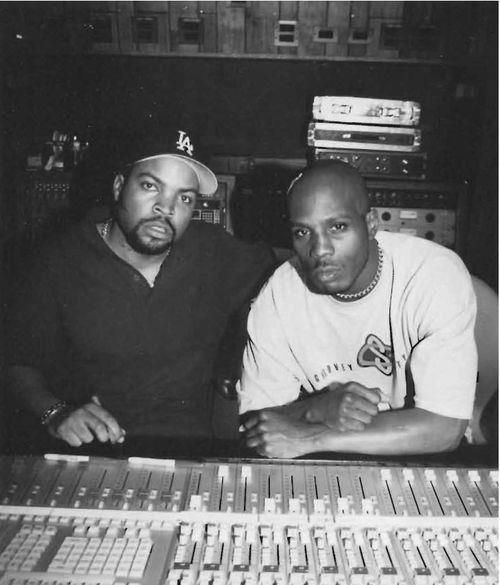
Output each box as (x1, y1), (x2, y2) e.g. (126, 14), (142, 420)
(5, 125), (275, 456)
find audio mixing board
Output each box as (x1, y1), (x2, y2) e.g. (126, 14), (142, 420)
(0, 455), (497, 585)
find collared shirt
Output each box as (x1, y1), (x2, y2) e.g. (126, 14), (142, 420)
(6, 211), (275, 440)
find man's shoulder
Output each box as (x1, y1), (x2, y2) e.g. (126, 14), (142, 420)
(27, 210), (114, 281)
(256, 257), (305, 300)
(185, 220), (225, 239)
(27, 218), (88, 259)
(377, 231), (471, 287)
(63, 212), (102, 248)
(184, 221), (244, 250)
(377, 231), (464, 266)
(185, 222), (275, 264)
(270, 256), (301, 280)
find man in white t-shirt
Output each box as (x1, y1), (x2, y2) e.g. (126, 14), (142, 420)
(238, 160), (477, 458)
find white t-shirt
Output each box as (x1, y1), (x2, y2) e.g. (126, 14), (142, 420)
(238, 232), (477, 420)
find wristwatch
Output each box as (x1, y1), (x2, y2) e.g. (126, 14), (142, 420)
(40, 400), (72, 427)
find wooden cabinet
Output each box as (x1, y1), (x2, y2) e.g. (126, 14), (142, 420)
(3, 2), (495, 63)
(83, 1), (492, 61)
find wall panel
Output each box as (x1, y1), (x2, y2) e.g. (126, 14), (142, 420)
(246, 2), (279, 55)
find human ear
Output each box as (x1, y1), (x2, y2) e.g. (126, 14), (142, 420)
(365, 208), (379, 239)
(112, 174), (124, 202)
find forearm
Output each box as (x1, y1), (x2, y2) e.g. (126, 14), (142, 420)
(242, 400), (310, 424)
(6, 365), (62, 417)
(308, 408), (468, 455)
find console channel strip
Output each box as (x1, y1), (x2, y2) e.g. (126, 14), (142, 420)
(0, 456), (497, 585)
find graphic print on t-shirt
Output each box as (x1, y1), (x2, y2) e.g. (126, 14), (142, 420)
(357, 333), (393, 375)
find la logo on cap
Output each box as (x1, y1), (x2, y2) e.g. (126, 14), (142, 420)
(176, 130), (194, 157)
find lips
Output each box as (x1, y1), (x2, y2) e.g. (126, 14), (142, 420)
(143, 219), (173, 238)
(313, 264), (342, 282)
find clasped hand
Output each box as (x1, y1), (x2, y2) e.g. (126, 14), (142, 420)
(304, 381), (381, 431)
(48, 396), (126, 447)
(242, 382), (381, 458)
(243, 410), (324, 459)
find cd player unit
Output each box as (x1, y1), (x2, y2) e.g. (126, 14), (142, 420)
(308, 122), (422, 152)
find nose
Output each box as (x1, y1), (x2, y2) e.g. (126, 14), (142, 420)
(153, 188), (175, 216)
(310, 231), (335, 259)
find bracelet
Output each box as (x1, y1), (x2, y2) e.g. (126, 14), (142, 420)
(40, 401), (72, 427)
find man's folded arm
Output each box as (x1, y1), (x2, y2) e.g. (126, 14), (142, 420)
(244, 401), (468, 459)
(305, 406), (467, 455)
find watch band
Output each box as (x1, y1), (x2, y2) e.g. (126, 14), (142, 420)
(40, 400), (71, 427)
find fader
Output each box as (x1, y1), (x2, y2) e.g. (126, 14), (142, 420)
(0, 455), (497, 585)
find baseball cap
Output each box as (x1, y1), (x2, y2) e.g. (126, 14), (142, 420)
(113, 125), (218, 196)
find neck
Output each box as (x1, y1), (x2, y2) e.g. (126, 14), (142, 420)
(334, 240), (382, 302)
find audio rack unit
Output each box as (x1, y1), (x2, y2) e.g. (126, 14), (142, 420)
(366, 180), (468, 253)
(232, 169), (467, 255)
(0, 455), (497, 585)
(191, 174), (235, 234)
(15, 172), (72, 241)
(312, 97), (421, 127)
(314, 149), (427, 180)
(308, 122), (422, 152)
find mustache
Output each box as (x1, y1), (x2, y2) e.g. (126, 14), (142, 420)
(139, 216), (176, 237)
(312, 259), (342, 270)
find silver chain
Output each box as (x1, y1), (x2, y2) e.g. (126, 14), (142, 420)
(101, 219), (112, 239)
(334, 244), (384, 301)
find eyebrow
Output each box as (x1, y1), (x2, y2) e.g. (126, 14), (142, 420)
(136, 171), (162, 183)
(135, 172), (199, 193)
(290, 214), (354, 226)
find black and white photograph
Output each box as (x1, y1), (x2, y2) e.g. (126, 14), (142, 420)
(0, 2), (497, 583)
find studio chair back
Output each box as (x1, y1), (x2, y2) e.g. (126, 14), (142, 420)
(469, 276), (498, 445)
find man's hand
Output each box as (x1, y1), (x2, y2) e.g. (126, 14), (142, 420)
(242, 409), (326, 458)
(48, 396), (126, 447)
(303, 382), (382, 432)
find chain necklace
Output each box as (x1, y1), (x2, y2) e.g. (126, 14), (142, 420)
(334, 244), (384, 302)
(100, 218), (171, 288)
(101, 219), (112, 239)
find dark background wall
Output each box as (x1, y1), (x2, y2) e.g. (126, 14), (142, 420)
(0, 2), (497, 457)
(1, 54), (486, 171)
(2, 51), (497, 287)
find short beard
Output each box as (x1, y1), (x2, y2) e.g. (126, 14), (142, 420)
(123, 217), (176, 256)
(302, 270), (339, 295)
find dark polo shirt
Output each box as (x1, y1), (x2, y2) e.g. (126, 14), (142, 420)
(5, 211), (274, 451)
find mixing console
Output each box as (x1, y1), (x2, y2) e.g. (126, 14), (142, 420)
(0, 455), (497, 585)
